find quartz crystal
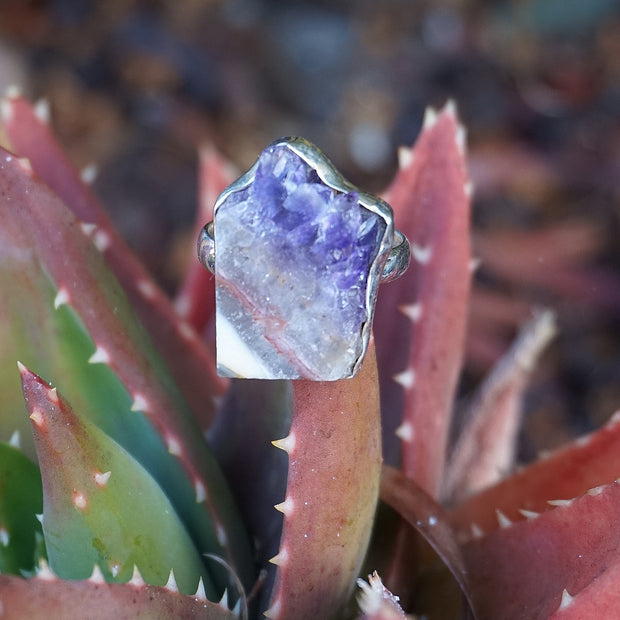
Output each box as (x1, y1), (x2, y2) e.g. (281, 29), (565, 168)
(215, 141), (389, 380)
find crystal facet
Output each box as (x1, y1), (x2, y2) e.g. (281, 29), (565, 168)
(214, 139), (392, 380)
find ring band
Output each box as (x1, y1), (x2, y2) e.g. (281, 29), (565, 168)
(197, 137), (410, 381)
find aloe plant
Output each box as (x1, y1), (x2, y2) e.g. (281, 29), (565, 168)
(0, 89), (617, 619)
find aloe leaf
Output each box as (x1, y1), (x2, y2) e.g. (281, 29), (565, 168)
(374, 102), (472, 494)
(0, 147), (254, 592)
(265, 342), (382, 619)
(20, 363), (215, 595)
(443, 310), (557, 504)
(0, 571), (236, 619)
(0, 441), (43, 574)
(462, 479), (620, 619)
(1, 92), (225, 429)
(450, 408), (620, 536)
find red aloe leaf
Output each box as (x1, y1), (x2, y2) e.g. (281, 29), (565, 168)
(379, 466), (476, 619)
(374, 102), (472, 496)
(449, 410), (620, 536)
(265, 342), (382, 620)
(443, 310), (556, 504)
(461, 480), (620, 620)
(548, 559), (620, 619)
(175, 145), (236, 333)
(0, 571), (235, 619)
(1, 92), (226, 427)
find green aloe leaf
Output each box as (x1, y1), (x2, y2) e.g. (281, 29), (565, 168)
(0, 441), (43, 574)
(20, 363), (215, 596)
(0, 147), (253, 592)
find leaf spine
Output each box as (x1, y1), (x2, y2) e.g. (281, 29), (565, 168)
(194, 479), (207, 503)
(496, 509), (512, 528)
(8, 430), (20, 448)
(194, 577), (207, 602)
(88, 345), (111, 365)
(399, 303), (422, 322)
(129, 565), (145, 587)
(395, 422), (414, 443)
(559, 588), (574, 610)
(272, 432), (295, 455)
(393, 368), (416, 389)
(89, 564), (106, 584)
(36, 559), (56, 581)
(165, 569), (179, 592)
(54, 288), (70, 309)
(80, 163), (98, 184)
(274, 496), (294, 517)
(94, 470), (112, 487)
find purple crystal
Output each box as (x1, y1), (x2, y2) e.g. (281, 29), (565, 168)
(215, 143), (387, 380)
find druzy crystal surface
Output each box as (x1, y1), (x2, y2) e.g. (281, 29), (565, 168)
(215, 143), (387, 380)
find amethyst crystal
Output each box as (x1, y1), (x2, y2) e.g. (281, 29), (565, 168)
(215, 140), (389, 380)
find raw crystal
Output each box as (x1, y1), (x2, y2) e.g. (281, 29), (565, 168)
(215, 142), (387, 380)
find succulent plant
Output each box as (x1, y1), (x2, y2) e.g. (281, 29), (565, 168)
(0, 89), (618, 620)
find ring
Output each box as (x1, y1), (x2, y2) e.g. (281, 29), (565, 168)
(197, 137), (410, 381)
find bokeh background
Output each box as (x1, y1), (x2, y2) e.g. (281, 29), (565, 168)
(1, 0), (619, 460)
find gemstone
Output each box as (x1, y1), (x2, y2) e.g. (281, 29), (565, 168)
(214, 139), (391, 380)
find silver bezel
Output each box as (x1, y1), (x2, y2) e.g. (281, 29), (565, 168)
(213, 136), (395, 379)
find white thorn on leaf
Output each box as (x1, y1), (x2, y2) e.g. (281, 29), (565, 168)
(89, 564), (106, 584)
(395, 422), (414, 443)
(129, 565), (145, 587)
(587, 485), (605, 496)
(47, 387), (59, 405)
(130, 394), (148, 413)
(0, 527), (9, 546)
(137, 279), (157, 300)
(194, 479), (207, 504)
(399, 302), (422, 322)
(216, 522), (228, 547)
(443, 99), (458, 118)
(94, 471), (112, 487)
(274, 496), (294, 517)
(37, 559), (56, 581)
(519, 509), (540, 520)
(263, 598), (281, 619)
(80, 222), (97, 237)
(469, 257), (482, 273)
(8, 430), (20, 449)
(496, 509), (512, 528)
(35, 513), (43, 524)
(393, 368), (415, 389)
(80, 163), (98, 184)
(178, 321), (198, 342)
(33, 98), (50, 124)
(559, 588), (574, 610)
(72, 492), (88, 510)
(18, 157), (32, 173)
(422, 106), (438, 130)
(231, 598), (242, 617)
(455, 125), (467, 155)
(165, 570), (179, 592)
(269, 548), (288, 567)
(194, 577), (207, 602)
(54, 288), (70, 309)
(470, 523), (483, 538)
(29, 409), (45, 429)
(272, 432), (296, 455)
(397, 146), (413, 169)
(218, 588), (229, 609)
(548, 499), (573, 507)
(88, 346), (111, 365)
(166, 435), (182, 456)
(93, 229), (111, 252)
(5, 84), (22, 99)
(410, 242), (432, 264)
(464, 180), (474, 198)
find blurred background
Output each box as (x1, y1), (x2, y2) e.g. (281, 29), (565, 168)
(0, 0), (619, 459)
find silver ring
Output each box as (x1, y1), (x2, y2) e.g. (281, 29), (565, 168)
(197, 137), (410, 381)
